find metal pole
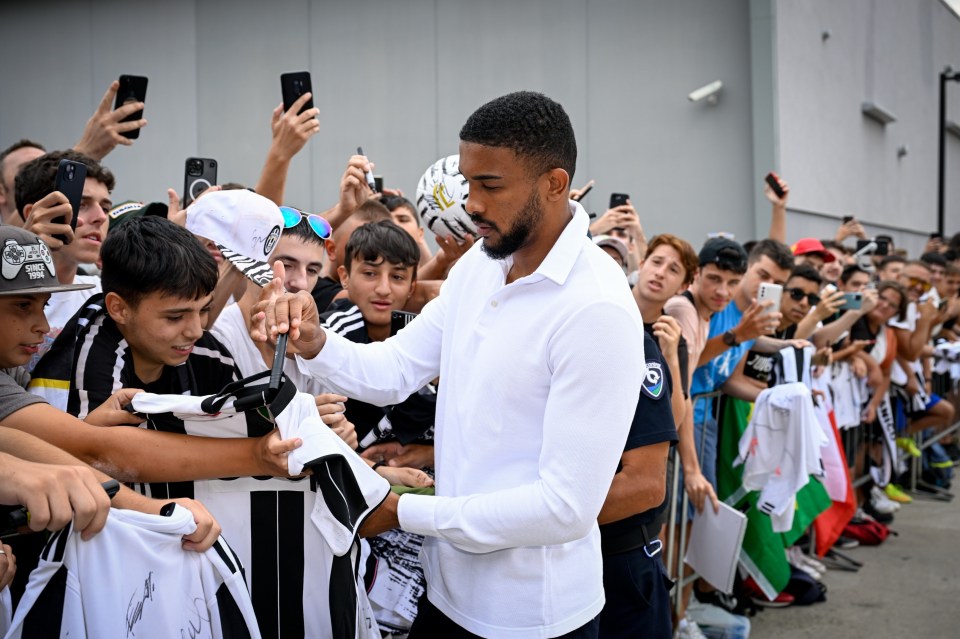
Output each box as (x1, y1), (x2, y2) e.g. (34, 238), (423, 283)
(939, 71), (947, 238)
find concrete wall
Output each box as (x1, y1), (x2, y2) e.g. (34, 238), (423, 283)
(774, 0), (960, 255)
(1, 0), (957, 256)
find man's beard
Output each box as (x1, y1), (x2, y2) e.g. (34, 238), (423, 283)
(473, 189), (544, 260)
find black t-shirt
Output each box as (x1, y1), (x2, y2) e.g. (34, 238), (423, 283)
(743, 324), (797, 385)
(311, 275), (343, 314)
(850, 316), (880, 355)
(644, 322), (690, 398)
(599, 331), (679, 542)
(319, 299), (436, 447)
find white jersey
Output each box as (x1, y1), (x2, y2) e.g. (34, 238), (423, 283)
(127, 376), (390, 639)
(735, 382), (827, 532)
(5, 505), (260, 639)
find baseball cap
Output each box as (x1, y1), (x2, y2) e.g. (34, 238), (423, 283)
(593, 234), (629, 266)
(0, 227), (95, 295)
(107, 200), (169, 232)
(698, 237), (748, 270)
(184, 190), (285, 287)
(792, 238), (835, 262)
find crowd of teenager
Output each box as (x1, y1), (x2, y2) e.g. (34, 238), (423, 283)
(0, 83), (957, 639)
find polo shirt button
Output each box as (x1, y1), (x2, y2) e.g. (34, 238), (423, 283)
(491, 300), (498, 308)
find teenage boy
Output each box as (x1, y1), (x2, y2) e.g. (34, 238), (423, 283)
(323, 220), (436, 460)
(253, 91), (645, 638)
(30, 213), (382, 638)
(14, 150), (113, 368)
(0, 226), (221, 586)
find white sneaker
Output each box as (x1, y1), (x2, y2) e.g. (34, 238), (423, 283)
(870, 485), (900, 514)
(787, 545), (824, 579)
(675, 617), (708, 639)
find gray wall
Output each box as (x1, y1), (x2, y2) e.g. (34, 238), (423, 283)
(1, 0), (957, 256)
(774, 0), (960, 255)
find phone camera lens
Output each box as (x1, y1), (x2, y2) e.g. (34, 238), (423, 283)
(65, 165), (75, 180)
(187, 160), (203, 177)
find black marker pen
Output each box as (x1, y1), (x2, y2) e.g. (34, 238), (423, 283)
(357, 146), (378, 192)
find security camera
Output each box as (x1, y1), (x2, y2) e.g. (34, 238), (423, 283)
(688, 80), (723, 104)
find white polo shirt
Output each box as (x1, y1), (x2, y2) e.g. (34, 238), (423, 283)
(298, 201), (645, 638)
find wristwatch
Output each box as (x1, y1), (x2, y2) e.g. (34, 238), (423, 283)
(722, 330), (739, 347)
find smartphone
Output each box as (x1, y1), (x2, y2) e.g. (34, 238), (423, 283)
(53, 159), (87, 246)
(843, 215), (854, 224)
(390, 310), (417, 337)
(839, 292), (863, 311)
(757, 282), (783, 316)
(281, 71), (314, 115)
(374, 175), (384, 193)
(930, 232), (943, 240)
(764, 172), (785, 198)
(183, 157), (218, 207)
(572, 183), (593, 202)
(113, 75), (148, 140)
(609, 193), (630, 209)
(856, 238), (890, 256)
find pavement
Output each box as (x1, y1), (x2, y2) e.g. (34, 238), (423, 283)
(748, 487), (960, 638)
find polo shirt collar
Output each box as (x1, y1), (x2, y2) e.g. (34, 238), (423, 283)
(498, 199), (586, 286)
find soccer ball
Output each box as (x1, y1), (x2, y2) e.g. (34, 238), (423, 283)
(416, 154), (476, 243)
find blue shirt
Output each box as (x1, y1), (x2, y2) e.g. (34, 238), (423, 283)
(691, 301), (756, 424)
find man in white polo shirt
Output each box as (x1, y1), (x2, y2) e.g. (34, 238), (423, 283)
(252, 91), (645, 638)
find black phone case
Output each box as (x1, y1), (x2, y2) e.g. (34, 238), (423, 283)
(183, 158), (218, 207)
(765, 173), (785, 198)
(281, 72), (314, 115)
(114, 75), (148, 140)
(54, 159), (87, 245)
(609, 193), (630, 209)
(390, 310), (417, 337)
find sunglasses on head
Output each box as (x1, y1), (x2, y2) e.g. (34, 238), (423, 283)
(785, 287), (820, 305)
(905, 276), (932, 293)
(279, 206), (332, 241)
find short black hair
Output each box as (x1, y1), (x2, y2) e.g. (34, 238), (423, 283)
(281, 216), (326, 249)
(788, 263), (823, 287)
(878, 254), (906, 270)
(459, 91), (577, 180)
(343, 220), (420, 279)
(840, 263), (869, 284)
(921, 251), (947, 268)
(381, 195), (421, 228)
(14, 149), (115, 219)
(101, 216), (217, 307)
(748, 238), (794, 272)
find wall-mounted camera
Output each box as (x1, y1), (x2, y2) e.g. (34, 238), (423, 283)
(688, 80), (723, 104)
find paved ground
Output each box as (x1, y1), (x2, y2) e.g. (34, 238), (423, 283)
(748, 488), (960, 638)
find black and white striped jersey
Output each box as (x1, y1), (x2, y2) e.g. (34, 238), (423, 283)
(6, 505), (260, 639)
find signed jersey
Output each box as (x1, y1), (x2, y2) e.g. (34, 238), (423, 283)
(6, 505), (260, 639)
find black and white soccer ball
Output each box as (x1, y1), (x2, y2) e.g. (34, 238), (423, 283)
(416, 154), (476, 243)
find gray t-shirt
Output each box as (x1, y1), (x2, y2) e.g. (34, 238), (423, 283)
(0, 367), (44, 421)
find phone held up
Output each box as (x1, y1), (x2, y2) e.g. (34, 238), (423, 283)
(53, 159), (87, 246)
(113, 75), (148, 140)
(757, 282), (783, 317)
(764, 172), (785, 199)
(839, 292), (863, 311)
(609, 193), (630, 209)
(390, 310), (417, 337)
(281, 71), (314, 115)
(856, 238), (889, 256)
(183, 158), (218, 207)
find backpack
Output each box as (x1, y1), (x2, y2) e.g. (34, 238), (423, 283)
(842, 518), (892, 545)
(783, 567), (827, 606)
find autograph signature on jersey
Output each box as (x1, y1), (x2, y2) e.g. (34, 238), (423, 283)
(126, 571), (155, 637)
(181, 597), (210, 639)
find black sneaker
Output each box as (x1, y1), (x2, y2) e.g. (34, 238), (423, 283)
(862, 501), (895, 524)
(834, 535), (860, 549)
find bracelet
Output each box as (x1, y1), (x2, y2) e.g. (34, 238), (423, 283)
(372, 461), (385, 472)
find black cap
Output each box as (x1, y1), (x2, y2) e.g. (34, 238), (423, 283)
(699, 237), (748, 272)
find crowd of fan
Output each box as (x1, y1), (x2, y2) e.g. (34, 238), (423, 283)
(0, 82), (957, 639)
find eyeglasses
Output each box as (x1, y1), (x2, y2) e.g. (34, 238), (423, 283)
(785, 287), (820, 305)
(279, 206), (332, 241)
(905, 276), (932, 293)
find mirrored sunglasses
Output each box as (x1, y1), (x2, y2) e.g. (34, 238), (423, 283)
(279, 206), (332, 241)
